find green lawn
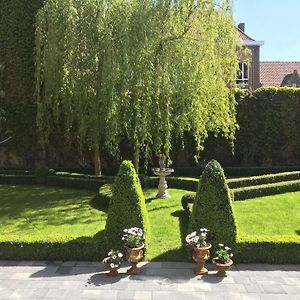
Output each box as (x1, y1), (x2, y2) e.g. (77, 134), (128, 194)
(0, 185), (187, 260)
(1, 185), (299, 261)
(233, 191), (300, 238)
(0, 185), (106, 241)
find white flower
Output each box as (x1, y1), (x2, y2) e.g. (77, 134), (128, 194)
(200, 232), (206, 237)
(193, 236), (199, 243)
(112, 255), (116, 259)
(230, 253), (234, 257)
(123, 229), (128, 232)
(110, 263), (114, 268)
(108, 250), (113, 256)
(218, 243), (224, 247)
(225, 246), (231, 251)
(190, 231), (197, 237)
(118, 253), (123, 258)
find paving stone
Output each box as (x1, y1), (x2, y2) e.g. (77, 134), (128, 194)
(244, 284), (264, 293)
(134, 291), (152, 300)
(283, 277), (300, 285)
(116, 291), (136, 299)
(261, 284), (286, 294)
(1, 261), (300, 299)
(282, 284), (300, 294)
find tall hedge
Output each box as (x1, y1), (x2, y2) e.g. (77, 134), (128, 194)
(0, 0), (44, 159)
(105, 160), (150, 251)
(188, 159), (237, 247)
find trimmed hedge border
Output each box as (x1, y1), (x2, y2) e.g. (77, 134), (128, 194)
(47, 176), (109, 191)
(172, 165), (300, 177)
(235, 237), (300, 264)
(227, 171), (300, 189)
(0, 239), (106, 261)
(233, 179), (300, 201)
(0, 174), (36, 185)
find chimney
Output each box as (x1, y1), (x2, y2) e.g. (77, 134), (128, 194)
(238, 23), (245, 32)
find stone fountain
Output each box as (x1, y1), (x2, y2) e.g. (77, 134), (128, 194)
(152, 154), (174, 199)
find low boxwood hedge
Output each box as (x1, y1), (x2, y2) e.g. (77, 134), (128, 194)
(47, 176), (108, 190)
(234, 236), (300, 264)
(228, 171), (300, 189)
(233, 179), (300, 201)
(0, 236), (106, 261)
(0, 174), (36, 185)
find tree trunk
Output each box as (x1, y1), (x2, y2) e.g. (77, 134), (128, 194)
(133, 147), (140, 173)
(94, 144), (102, 176)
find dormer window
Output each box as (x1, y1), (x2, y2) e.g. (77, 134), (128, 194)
(236, 62), (249, 88)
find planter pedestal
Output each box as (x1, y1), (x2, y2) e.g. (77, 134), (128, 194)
(212, 258), (233, 277)
(192, 244), (211, 275)
(126, 244), (144, 275)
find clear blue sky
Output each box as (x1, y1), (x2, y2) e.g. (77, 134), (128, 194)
(233, 0), (300, 62)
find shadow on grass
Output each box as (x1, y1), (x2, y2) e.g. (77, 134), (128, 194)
(150, 209), (190, 262)
(296, 229), (300, 235)
(0, 185), (103, 232)
(89, 195), (108, 213)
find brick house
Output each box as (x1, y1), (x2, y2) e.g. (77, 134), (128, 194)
(237, 23), (300, 89)
(236, 23), (263, 90)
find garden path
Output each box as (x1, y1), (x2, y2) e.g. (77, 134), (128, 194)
(0, 261), (299, 299)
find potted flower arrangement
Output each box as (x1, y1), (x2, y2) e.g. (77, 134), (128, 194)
(212, 244), (234, 277)
(186, 228), (211, 275)
(102, 250), (124, 277)
(122, 227), (144, 275)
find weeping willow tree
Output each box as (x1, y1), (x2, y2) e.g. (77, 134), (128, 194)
(35, 0), (121, 175)
(35, 0), (240, 174)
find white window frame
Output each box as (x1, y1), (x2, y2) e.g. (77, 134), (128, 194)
(236, 62), (249, 88)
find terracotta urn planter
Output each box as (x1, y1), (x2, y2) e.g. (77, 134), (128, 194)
(212, 258), (233, 277)
(192, 243), (212, 275)
(125, 243), (144, 275)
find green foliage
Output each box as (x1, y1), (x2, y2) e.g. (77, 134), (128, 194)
(233, 180), (300, 200)
(97, 183), (113, 208)
(0, 238), (106, 261)
(188, 160), (237, 247)
(235, 237), (300, 264)
(236, 87), (300, 166)
(35, 165), (50, 177)
(47, 176), (107, 191)
(228, 171), (300, 188)
(181, 192), (196, 211)
(0, 174), (36, 185)
(105, 160), (150, 251)
(0, 0), (43, 158)
(35, 0), (239, 171)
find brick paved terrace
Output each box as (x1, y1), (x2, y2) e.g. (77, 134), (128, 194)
(0, 261), (299, 299)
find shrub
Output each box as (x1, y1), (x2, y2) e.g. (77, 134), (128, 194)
(0, 174), (36, 185)
(105, 160), (150, 251)
(97, 183), (113, 207)
(0, 236), (106, 261)
(35, 165), (50, 177)
(233, 179), (300, 201)
(181, 193), (196, 211)
(47, 176), (107, 190)
(234, 236), (300, 264)
(228, 171), (300, 189)
(188, 160), (237, 248)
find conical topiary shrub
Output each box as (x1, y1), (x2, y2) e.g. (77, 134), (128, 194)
(105, 160), (150, 251)
(188, 159), (237, 248)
